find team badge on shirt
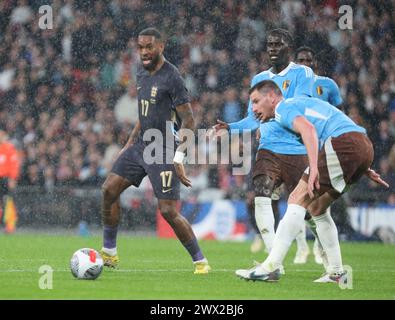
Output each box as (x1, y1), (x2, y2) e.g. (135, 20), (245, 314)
(150, 86), (158, 104)
(151, 86), (158, 97)
(316, 86), (323, 95)
(282, 80), (290, 90)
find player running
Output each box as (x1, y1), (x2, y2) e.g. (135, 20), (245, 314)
(291, 46), (344, 264)
(236, 80), (388, 283)
(214, 29), (315, 270)
(100, 28), (210, 274)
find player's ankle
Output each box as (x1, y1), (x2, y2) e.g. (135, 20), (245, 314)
(194, 257), (208, 264)
(101, 247), (117, 256)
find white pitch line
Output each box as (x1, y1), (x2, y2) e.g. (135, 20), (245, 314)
(1, 268), (395, 274)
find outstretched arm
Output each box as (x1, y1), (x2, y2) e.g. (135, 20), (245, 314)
(212, 119), (229, 131)
(365, 168), (389, 188)
(213, 99), (259, 133)
(293, 116), (320, 198)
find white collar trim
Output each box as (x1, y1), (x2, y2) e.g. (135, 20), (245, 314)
(269, 62), (296, 77)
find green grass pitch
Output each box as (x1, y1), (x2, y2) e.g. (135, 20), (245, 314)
(0, 233), (394, 300)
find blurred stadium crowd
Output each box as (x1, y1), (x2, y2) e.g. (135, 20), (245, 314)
(0, 0), (395, 204)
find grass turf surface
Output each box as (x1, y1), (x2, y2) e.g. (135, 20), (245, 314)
(0, 233), (394, 300)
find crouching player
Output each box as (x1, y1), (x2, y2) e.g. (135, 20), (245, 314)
(236, 80), (388, 283)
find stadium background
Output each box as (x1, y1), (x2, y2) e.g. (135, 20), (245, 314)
(0, 0), (395, 242)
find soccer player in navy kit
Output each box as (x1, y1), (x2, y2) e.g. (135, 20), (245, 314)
(100, 28), (210, 274)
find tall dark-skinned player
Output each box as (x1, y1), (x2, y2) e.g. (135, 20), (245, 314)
(100, 28), (210, 274)
(213, 29), (316, 273)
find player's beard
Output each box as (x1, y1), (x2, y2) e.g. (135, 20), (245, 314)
(142, 54), (161, 71)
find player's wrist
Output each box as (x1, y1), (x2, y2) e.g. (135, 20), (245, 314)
(173, 151), (185, 164)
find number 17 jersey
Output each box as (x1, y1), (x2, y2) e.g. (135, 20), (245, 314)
(136, 59), (190, 147)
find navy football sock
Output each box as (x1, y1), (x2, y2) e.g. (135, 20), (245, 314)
(103, 225), (118, 249)
(183, 238), (204, 262)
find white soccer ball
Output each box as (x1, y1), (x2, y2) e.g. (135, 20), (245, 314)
(70, 248), (103, 280)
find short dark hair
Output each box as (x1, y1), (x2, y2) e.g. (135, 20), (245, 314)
(249, 80), (282, 96)
(268, 28), (293, 48)
(139, 27), (163, 41)
(296, 46), (315, 58)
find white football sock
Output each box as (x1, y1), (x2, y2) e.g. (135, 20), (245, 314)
(313, 238), (321, 253)
(313, 212), (343, 274)
(254, 197), (275, 252)
(262, 204), (306, 271)
(101, 247), (117, 256)
(306, 212), (329, 271)
(295, 225), (309, 252)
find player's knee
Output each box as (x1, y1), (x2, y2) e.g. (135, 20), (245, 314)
(161, 211), (178, 226)
(307, 201), (326, 217)
(159, 203), (177, 222)
(101, 181), (119, 203)
(253, 175), (275, 197)
(287, 191), (300, 205)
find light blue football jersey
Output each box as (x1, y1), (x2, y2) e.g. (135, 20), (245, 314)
(313, 75), (343, 107)
(228, 62), (314, 155)
(275, 96), (366, 149)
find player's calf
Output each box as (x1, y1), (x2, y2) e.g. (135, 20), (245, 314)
(159, 200), (209, 273)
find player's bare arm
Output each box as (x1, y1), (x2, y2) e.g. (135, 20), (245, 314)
(173, 103), (194, 187)
(176, 103), (195, 136)
(293, 116), (320, 198)
(119, 121), (141, 156)
(213, 119), (229, 131)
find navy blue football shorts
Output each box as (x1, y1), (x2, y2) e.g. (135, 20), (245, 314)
(111, 141), (180, 200)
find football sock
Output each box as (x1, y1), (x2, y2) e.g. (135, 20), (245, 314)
(183, 238), (204, 262)
(262, 204), (306, 271)
(313, 212), (343, 274)
(306, 216), (318, 237)
(295, 224), (309, 252)
(307, 215), (329, 271)
(103, 225), (118, 252)
(254, 197), (275, 252)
